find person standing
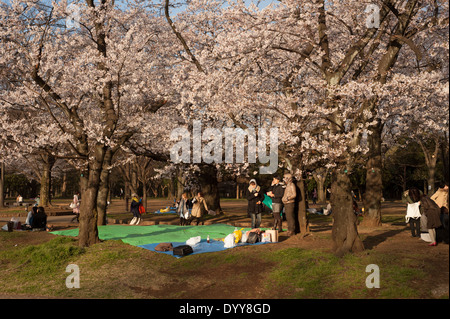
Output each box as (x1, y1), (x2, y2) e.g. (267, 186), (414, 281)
(431, 182), (449, 223)
(177, 193), (192, 226)
(420, 193), (443, 246)
(246, 179), (264, 229)
(129, 193), (142, 225)
(70, 192), (80, 223)
(406, 188), (422, 237)
(267, 175), (285, 233)
(190, 192), (208, 226)
(282, 173), (297, 236)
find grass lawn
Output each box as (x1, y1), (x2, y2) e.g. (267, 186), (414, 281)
(0, 200), (448, 300)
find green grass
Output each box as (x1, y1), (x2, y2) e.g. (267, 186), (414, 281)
(0, 236), (85, 295)
(0, 232), (436, 299)
(261, 247), (425, 298)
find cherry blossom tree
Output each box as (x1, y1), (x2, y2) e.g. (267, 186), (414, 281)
(162, 0), (448, 255)
(0, 0), (173, 246)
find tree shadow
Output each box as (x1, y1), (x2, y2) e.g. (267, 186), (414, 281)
(362, 227), (408, 250)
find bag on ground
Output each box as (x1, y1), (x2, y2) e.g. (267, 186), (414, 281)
(173, 245), (193, 256)
(247, 231), (260, 244)
(154, 243), (173, 252)
(223, 233), (236, 248)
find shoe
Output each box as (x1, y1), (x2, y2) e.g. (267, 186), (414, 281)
(129, 217), (137, 225)
(135, 218), (141, 225)
(428, 242), (437, 246)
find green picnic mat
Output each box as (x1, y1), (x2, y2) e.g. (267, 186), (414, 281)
(51, 224), (252, 247)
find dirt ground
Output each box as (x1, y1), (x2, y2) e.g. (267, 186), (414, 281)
(0, 199), (448, 299)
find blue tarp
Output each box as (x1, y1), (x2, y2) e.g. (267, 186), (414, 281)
(138, 239), (272, 258)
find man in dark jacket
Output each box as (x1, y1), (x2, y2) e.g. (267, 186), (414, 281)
(267, 175), (285, 232)
(246, 179), (264, 229)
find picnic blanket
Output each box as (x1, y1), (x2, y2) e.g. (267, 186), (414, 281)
(153, 206), (177, 214)
(50, 224), (273, 257)
(139, 238), (270, 258)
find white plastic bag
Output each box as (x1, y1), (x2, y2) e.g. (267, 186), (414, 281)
(420, 232), (432, 242)
(208, 210), (216, 216)
(186, 236), (201, 246)
(261, 232), (271, 243)
(223, 233), (236, 248)
(241, 232), (248, 243)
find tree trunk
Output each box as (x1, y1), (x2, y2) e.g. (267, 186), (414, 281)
(176, 167), (185, 199)
(97, 149), (113, 226)
(362, 119), (383, 227)
(331, 170), (364, 256)
(143, 184), (148, 213)
(296, 178), (309, 236)
(197, 164), (222, 214)
(39, 153), (56, 207)
(313, 169), (327, 204)
(78, 143), (105, 247)
(62, 171), (67, 198)
(418, 137), (440, 195)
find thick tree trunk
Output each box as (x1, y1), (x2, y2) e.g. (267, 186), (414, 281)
(362, 119), (383, 227)
(331, 170), (364, 256)
(296, 178), (309, 236)
(176, 167), (185, 199)
(78, 143), (105, 247)
(313, 170), (327, 204)
(197, 164), (222, 214)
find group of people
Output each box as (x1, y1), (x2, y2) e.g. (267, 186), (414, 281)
(404, 182), (449, 246)
(246, 173), (299, 237)
(176, 192), (209, 226)
(24, 205), (48, 230)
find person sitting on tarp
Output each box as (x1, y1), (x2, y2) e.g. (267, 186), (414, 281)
(246, 179), (264, 229)
(24, 206), (38, 229)
(177, 193), (192, 226)
(31, 207), (47, 231)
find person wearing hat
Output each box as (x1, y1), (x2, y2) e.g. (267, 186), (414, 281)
(282, 173), (297, 236)
(246, 179), (264, 229)
(129, 193), (142, 225)
(267, 174), (285, 232)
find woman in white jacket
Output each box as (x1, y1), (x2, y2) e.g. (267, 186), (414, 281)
(405, 188), (422, 237)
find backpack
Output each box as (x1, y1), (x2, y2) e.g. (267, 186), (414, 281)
(138, 204), (145, 214)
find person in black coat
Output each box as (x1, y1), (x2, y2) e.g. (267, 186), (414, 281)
(31, 207), (47, 230)
(246, 179), (264, 229)
(267, 175), (285, 232)
(420, 194), (443, 246)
